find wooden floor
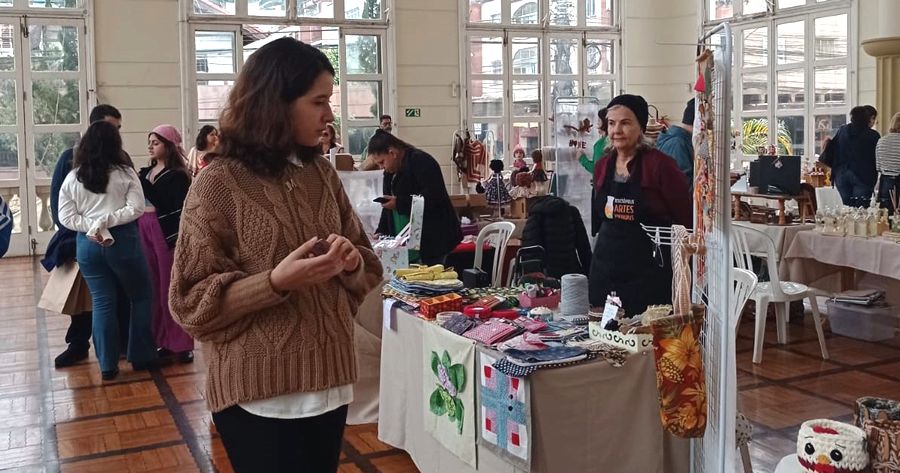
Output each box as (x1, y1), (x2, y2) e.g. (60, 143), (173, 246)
(2, 255), (899, 472)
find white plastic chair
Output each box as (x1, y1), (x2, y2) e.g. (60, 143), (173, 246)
(732, 267), (758, 473)
(815, 187), (843, 211)
(732, 225), (829, 364)
(473, 221), (516, 287)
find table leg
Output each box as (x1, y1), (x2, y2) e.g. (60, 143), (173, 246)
(800, 200), (807, 223)
(733, 196), (743, 220)
(778, 199), (786, 225)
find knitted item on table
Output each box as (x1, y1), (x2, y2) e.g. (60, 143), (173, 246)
(797, 419), (869, 473)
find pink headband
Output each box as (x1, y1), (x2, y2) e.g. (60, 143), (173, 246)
(150, 125), (186, 158)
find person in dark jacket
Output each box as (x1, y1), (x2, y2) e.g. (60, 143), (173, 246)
(369, 130), (462, 265)
(44, 104), (132, 368)
(0, 194), (11, 257)
(655, 98), (695, 187)
(824, 105), (880, 207)
(521, 195), (592, 279)
(589, 94), (692, 315)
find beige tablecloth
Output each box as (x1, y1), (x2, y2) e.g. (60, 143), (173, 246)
(378, 308), (690, 473)
(732, 221), (814, 261)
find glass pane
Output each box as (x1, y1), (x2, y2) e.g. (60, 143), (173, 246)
(776, 116), (804, 156)
(512, 37), (539, 75)
(742, 27), (767, 68)
(742, 72), (768, 112)
(470, 37), (503, 75)
(709, 0), (733, 20)
(32, 80), (80, 125)
(586, 0), (613, 26)
(30, 25), (79, 72)
(298, 0), (333, 18)
(470, 80), (503, 118)
(777, 69), (805, 110)
(0, 190), (21, 234)
(28, 0), (79, 7)
(0, 80), (16, 126)
(549, 0), (577, 26)
(347, 81), (380, 120)
(815, 66), (846, 106)
(471, 122), (504, 161)
(512, 81), (540, 116)
(0, 24), (15, 70)
(0, 133), (18, 181)
(587, 80), (614, 104)
(586, 39), (613, 75)
(740, 117), (770, 156)
(779, 0), (805, 8)
(345, 0), (380, 19)
(34, 132), (79, 178)
(511, 0), (538, 25)
(197, 80), (233, 121)
(814, 114), (845, 155)
(346, 35), (380, 74)
(468, 0), (500, 23)
(512, 122), (540, 157)
(743, 0), (767, 15)
(195, 31), (235, 74)
(249, 0), (286, 16)
(550, 38), (578, 75)
(347, 126), (376, 156)
(0, 0), (11, 6)
(815, 14), (847, 60)
(193, 0), (235, 15)
(550, 79), (579, 107)
(777, 21), (804, 65)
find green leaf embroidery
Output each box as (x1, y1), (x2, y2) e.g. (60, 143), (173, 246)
(441, 350), (451, 368)
(430, 351), (440, 377)
(449, 363), (466, 393)
(454, 397), (465, 434)
(429, 388), (446, 416)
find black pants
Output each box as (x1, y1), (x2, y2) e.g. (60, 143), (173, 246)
(212, 404), (348, 473)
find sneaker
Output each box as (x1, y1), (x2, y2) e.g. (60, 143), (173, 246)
(178, 351), (194, 364)
(54, 347), (89, 368)
(101, 368), (119, 381)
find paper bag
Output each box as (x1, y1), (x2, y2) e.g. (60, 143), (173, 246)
(37, 261), (92, 315)
(375, 247), (409, 277)
(408, 195), (424, 250)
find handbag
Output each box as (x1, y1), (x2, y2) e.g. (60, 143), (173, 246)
(37, 261), (92, 315)
(855, 397), (900, 473)
(819, 135), (837, 168)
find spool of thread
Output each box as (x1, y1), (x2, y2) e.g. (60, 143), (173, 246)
(560, 273), (590, 317)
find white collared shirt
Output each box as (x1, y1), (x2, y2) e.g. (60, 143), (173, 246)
(58, 167), (145, 235)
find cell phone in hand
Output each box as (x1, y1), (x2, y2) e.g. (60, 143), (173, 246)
(373, 197), (389, 204)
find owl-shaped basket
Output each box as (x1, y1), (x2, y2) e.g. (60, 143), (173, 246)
(797, 419), (869, 473)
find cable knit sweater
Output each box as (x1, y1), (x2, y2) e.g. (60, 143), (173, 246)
(169, 156), (383, 413)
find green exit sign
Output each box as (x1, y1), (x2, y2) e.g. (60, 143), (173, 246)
(404, 108), (421, 118)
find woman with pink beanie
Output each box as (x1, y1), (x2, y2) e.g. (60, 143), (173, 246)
(138, 125), (195, 363)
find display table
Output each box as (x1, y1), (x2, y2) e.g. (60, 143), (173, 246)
(732, 189), (810, 225)
(780, 231), (900, 302)
(378, 307), (690, 473)
(732, 221), (814, 261)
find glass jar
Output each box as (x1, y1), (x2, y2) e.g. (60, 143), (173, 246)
(854, 210), (868, 237)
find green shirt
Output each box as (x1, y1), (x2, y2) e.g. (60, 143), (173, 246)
(392, 210), (420, 263)
(578, 136), (609, 174)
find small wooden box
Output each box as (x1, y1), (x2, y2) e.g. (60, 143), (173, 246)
(509, 198), (527, 219)
(419, 293), (463, 319)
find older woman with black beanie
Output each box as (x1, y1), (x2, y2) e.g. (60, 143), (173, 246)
(588, 94), (692, 315)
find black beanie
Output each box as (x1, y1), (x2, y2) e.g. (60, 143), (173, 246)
(682, 98), (696, 126)
(606, 94), (650, 131)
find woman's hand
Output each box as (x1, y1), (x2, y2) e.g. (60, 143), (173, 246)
(380, 196), (397, 210)
(269, 237), (346, 292)
(326, 234), (361, 272)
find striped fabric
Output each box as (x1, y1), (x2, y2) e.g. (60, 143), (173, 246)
(876, 133), (900, 176)
(0, 195), (12, 232)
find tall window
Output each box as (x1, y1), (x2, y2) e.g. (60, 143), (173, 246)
(187, 0), (388, 156)
(465, 0), (618, 161)
(705, 0), (850, 169)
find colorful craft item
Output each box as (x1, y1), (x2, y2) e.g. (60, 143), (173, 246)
(420, 293), (463, 319)
(490, 309), (521, 320)
(797, 419), (869, 473)
(396, 264), (459, 281)
(464, 305), (492, 319)
(518, 288), (560, 309)
(528, 307), (553, 322)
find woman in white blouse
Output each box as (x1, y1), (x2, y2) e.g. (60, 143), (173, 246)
(876, 112), (900, 213)
(58, 120), (158, 380)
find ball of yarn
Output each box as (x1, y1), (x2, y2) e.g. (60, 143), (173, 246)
(560, 273), (590, 317)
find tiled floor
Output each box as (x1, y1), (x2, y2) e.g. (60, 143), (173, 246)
(2, 255), (899, 472)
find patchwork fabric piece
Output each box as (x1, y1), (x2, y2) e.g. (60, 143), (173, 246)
(492, 352), (598, 377)
(423, 321), (477, 468)
(648, 308), (708, 438)
(477, 349), (531, 470)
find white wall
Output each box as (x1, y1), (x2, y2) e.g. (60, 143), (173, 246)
(857, 0), (878, 107)
(393, 0), (462, 187)
(93, 0), (182, 168)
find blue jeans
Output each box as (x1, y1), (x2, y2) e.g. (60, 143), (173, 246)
(834, 170), (874, 208)
(76, 223), (157, 372)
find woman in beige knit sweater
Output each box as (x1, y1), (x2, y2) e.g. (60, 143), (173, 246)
(169, 38), (382, 473)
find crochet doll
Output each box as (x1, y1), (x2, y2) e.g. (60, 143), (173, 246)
(510, 145), (529, 185)
(530, 149), (550, 195)
(509, 171), (538, 200)
(484, 159), (512, 205)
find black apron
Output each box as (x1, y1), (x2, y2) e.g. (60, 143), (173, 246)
(588, 154), (673, 315)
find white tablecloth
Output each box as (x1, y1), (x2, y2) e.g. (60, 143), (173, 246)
(732, 221), (814, 261)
